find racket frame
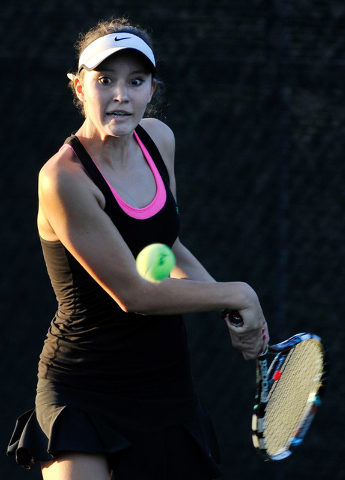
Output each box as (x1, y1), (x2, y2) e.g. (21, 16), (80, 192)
(252, 332), (328, 461)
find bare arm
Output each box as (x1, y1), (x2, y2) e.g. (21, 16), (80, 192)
(143, 120), (269, 358)
(170, 239), (216, 282)
(143, 120), (215, 284)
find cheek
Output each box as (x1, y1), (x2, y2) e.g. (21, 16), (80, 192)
(85, 90), (106, 115)
(136, 89), (155, 109)
(82, 81), (103, 104)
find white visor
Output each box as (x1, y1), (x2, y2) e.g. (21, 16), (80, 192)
(78, 32), (156, 73)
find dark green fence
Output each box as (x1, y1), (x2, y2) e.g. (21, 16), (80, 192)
(2, 1), (344, 478)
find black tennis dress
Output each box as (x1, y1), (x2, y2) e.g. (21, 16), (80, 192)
(7, 124), (222, 479)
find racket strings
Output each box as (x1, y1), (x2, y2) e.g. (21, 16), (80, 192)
(263, 339), (324, 456)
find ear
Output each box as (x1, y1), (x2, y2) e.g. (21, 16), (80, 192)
(75, 76), (85, 103)
(148, 80), (157, 103)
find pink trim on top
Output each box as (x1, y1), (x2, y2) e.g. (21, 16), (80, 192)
(59, 132), (166, 220)
(59, 143), (76, 154)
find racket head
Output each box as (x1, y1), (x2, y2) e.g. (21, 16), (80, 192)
(252, 332), (328, 461)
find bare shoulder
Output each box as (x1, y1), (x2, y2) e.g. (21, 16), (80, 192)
(140, 118), (175, 165)
(39, 147), (105, 210)
(140, 117), (175, 143)
(40, 148), (94, 193)
(40, 147), (76, 184)
(139, 118), (177, 196)
(38, 147), (106, 241)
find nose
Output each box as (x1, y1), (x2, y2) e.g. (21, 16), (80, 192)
(113, 82), (129, 102)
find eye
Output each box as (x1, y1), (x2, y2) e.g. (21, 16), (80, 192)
(98, 76), (112, 85)
(129, 78), (144, 86)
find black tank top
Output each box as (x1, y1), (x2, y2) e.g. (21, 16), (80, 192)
(38, 125), (193, 398)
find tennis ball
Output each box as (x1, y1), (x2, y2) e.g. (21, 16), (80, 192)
(136, 243), (176, 283)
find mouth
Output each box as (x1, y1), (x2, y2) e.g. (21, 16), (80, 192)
(106, 110), (132, 118)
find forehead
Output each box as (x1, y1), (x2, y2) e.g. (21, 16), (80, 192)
(95, 49), (153, 74)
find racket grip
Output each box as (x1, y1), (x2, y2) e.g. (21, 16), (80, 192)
(221, 309), (244, 326)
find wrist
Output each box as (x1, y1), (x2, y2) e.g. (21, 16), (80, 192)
(227, 281), (257, 310)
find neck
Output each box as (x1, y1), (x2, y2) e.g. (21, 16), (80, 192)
(75, 120), (137, 169)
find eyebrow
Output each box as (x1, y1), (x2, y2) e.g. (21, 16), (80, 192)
(96, 68), (150, 75)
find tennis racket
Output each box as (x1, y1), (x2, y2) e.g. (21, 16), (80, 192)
(225, 310), (328, 461)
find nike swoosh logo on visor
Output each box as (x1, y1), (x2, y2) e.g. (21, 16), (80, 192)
(114, 36), (132, 42)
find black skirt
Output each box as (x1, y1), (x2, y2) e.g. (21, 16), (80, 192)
(7, 379), (222, 479)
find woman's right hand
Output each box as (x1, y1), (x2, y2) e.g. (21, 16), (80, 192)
(221, 298), (269, 360)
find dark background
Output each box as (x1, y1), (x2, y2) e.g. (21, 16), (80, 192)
(1, 0), (345, 479)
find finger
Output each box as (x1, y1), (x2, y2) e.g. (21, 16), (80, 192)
(233, 331), (265, 356)
(261, 322), (269, 352)
(242, 351), (258, 360)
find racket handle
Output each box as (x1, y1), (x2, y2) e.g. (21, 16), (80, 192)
(230, 310), (244, 326)
(221, 309), (244, 326)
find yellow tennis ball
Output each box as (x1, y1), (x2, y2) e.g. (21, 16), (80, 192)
(136, 243), (176, 283)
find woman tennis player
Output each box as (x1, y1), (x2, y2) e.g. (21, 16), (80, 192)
(7, 17), (269, 480)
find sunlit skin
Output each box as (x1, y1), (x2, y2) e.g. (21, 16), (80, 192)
(64, 51), (158, 209)
(75, 50), (156, 145)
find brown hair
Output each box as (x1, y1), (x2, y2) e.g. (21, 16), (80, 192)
(68, 17), (163, 117)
